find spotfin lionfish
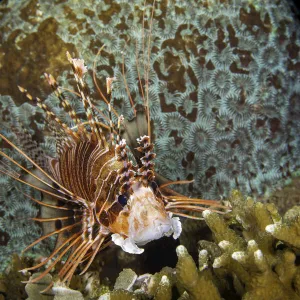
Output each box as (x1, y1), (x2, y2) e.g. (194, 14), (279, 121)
(0, 1), (226, 293)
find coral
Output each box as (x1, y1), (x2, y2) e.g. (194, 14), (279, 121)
(162, 112), (189, 137)
(214, 136), (235, 160)
(197, 88), (220, 121)
(153, 275), (172, 300)
(0, 254), (30, 300)
(45, 190), (297, 299)
(187, 121), (214, 153)
(25, 274), (53, 300)
(114, 269), (137, 292)
(210, 68), (232, 97)
(176, 245), (221, 300)
(222, 93), (252, 127)
(198, 190), (300, 299)
(52, 286), (84, 300)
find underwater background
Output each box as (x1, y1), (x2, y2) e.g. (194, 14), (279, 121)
(0, 0), (300, 299)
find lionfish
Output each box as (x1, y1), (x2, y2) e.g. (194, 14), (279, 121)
(0, 2), (225, 293)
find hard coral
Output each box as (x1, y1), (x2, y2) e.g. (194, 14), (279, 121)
(199, 190), (300, 299)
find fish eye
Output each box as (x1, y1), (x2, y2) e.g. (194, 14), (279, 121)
(118, 194), (128, 206)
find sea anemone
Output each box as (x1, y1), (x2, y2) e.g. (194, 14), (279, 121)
(252, 171), (281, 196)
(259, 45), (281, 70)
(195, 173), (216, 197)
(156, 136), (189, 159)
(190, 58), (213, 87)
(156, 153), (184, 181)
(151, 116), (165, 139)
(214, 136), (235, 160)
(231, 74), (255, 97)
(267, 127), (288, 150)
(198, 87), (220, 121)
(201, 151), (224, 173)
(254, 144), (274, 173)
(222, 158), (240, 181)
(222, 93), (252, 127)
(176, 87), (197, 114)
(210, 68), (231, 97)
(163, 112), (189, 137)
(248, 116), (270, 141)
(233, 126), (253, 154)
(4, 200), (39, 238)
(214, 173), (231, 198)
(187, 121), (214, 154)
(211, 110), (234, 138)
(158, 18), (179, 40)
(211, 46), (235, 69)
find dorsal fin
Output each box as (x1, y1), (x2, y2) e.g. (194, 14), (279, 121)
(121, 110), (148, 164)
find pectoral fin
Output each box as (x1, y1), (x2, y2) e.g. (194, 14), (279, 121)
(111, 233), (144, 254)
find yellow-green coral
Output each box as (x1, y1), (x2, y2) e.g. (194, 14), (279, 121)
(0, 254), (30, 300)
(114, 269), (137, 291)
(146, 267), (174, 297)
(153, 275), (172, 300)
(25, 273), (53, 300)
(200, 190), (300, 299)
(176, 245), (221, 300)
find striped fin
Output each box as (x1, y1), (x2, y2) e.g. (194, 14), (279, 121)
(0, 132), (87, 206)
(18, 86), (80, 143)
(44, 73), (89, 138)
(66, 52), (107, 148)
(115, 139), (136, 195)
(136, 135), (155, 185)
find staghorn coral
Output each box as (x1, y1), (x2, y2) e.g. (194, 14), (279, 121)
(176, 245), (221, 300)
(0, 254), (31, 300)
(197, 190), (300, 299)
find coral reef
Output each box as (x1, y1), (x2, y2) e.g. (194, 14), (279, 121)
(1, 190), (298, 299)
(199, 190), (300, 299)
(0, 254), (32, 300)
